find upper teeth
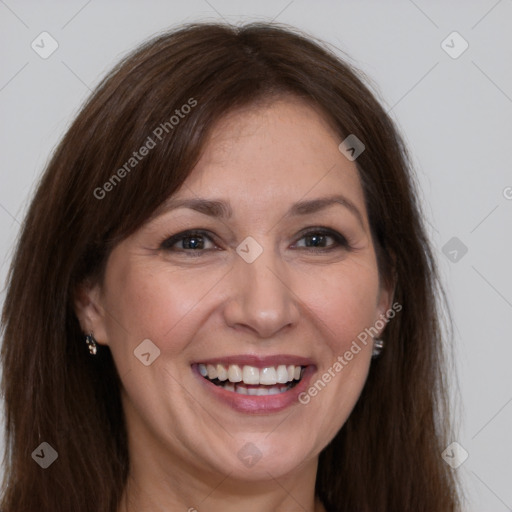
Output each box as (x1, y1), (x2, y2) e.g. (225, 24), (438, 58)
(198, 363), (303, 385)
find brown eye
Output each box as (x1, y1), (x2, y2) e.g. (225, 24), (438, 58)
(161, 230), (217, 253)
(293, 228), (350, 251)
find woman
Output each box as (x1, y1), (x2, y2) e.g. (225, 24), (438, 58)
(0, 22), (461, 511)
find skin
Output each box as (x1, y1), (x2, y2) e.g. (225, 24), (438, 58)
(75, 96), (394, 512)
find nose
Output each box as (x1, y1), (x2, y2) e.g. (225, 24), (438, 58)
(222, 246), (301, 339)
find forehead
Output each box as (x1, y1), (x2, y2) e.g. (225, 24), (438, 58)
(180, 97), (365, 212)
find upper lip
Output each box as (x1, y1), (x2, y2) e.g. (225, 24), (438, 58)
(192, 354), (315, 368)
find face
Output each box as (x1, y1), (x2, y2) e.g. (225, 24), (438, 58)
(76, 96), (393, 484)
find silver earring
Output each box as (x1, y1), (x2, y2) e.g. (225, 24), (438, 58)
(372, 338), (384, 358)
(85, 333), (98, 355)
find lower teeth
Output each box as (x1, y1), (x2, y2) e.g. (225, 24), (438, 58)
(206, 378), (299, 395)
(223, 382), (293, 395)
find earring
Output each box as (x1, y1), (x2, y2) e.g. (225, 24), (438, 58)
(372, 338), (384, 358)
(85, 333), (98, 355)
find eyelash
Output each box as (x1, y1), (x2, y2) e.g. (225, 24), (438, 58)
(159, 227), (351, 256)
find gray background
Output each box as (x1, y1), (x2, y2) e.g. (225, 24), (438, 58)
(1, 1), (511, 510)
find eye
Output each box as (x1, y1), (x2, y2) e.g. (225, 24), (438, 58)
(160, 227), (351, 257)
(292, 227), (350, 252)
(160, 229), (218, 255)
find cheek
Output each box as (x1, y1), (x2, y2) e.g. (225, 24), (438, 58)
(302, 261), (381, 351)
(102, 259), (224, 355)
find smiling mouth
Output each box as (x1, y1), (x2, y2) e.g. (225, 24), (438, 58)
(197, 363), (306, 396)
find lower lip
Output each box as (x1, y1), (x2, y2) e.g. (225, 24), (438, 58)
(192, 364), (316, 414)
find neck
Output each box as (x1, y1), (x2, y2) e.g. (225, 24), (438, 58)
(119, 482), (326, 512)
(118, 424), (325, 512)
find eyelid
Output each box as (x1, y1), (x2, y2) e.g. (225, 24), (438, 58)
(160, 229), (218, 250)
(291, 227), (350, 250)
(160, 226), (352, 254)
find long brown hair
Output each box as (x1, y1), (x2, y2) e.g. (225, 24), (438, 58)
(1, 22), (461, 511)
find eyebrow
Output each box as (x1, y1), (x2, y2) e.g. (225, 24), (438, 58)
(158, 194), (365, 228)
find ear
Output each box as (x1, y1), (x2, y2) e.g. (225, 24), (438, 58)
(374, 272), (397, 338)
(73, 279), (109, 346)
